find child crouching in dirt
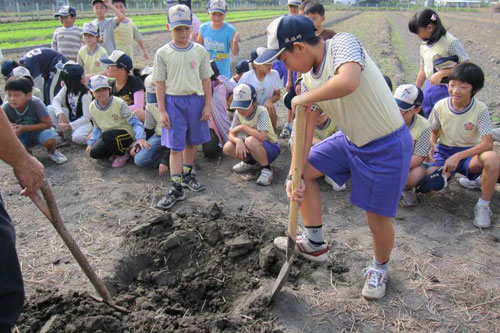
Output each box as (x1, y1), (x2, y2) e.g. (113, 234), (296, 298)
(223, 83), (280, 186)
(394, 84), (430, 207)
(153, 4), (213, 210)
(132, 74), (170, 169)
(420, 63), (499, 229)
(256, 15), (412, 300)
(86, 74), (149, 167)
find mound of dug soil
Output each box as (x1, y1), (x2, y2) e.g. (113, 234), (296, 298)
(17, 205), (294, 332)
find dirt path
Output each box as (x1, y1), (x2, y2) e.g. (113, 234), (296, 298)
(2, 10), (500, 332)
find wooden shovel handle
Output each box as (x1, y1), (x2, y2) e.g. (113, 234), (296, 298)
(288, 105), (307, 241)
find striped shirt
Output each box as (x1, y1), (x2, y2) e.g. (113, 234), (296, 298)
(51, 26), (83, 61)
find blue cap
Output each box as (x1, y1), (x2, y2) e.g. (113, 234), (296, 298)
(230, 83), (256, 109)
(56, 60), (84, 78)
(55, 5), (76, 17)
(99, 50), (133, 71)
(254, 15), (316, 65)
(416, 167), (448, 194)
(1, 60), (18, 77)
(235, 59), (249, 74)
(207, 0), (227, 14)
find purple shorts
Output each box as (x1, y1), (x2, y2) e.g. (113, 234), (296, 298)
(422, 81), (449, 118)
(248, 140), (280, 164)
(309, 125), (412, 217)
(161, 94), (210, 152)
(431, 144), (480, 180)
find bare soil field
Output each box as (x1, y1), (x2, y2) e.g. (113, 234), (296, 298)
(1, 11), (500, 332)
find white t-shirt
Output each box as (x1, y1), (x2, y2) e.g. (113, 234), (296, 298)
(239, 69), (282, 106)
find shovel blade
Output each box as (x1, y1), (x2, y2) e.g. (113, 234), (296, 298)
(268, 236), (296, 303)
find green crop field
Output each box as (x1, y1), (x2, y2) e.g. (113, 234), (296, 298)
(0, 10), (286, 50)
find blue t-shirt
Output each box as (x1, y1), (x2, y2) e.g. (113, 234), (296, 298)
(200, 22), (235, 78)
(20, 48), (66, 79)
(2, 96), (49, 125)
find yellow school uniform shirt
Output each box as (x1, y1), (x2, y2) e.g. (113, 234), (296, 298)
(114, 19), (142, 58)
(77, 45), (108, 76)
(89, 96), (134, 138)
(314, 117), (336, 141)
(234, 105), (278, 143)
(421, 32), (457, 79)
(152, 41), (213, 96)
(432, 97), (490, 147)
(302, 33), (403, 147)
(145, 103), (162, 136)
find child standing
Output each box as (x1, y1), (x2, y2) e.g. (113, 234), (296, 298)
(52, 6), (83, 62)
(305, 2), (336, 40)
(223, 83), (280, 186)
(112, 0), (149, 61)
(77, 22), (108, 76)
(197, 0), (240, 78)
(3, 77), (67, 164)
(409, 9), (469, 118)
(86, 75), (148, 167)
(425, 63), (499, 229)
(153, 4), (213, 210)
(394, 84), (430, 207)
(92, 0), (125, 55)
(47, 61), (93, 145)
(240, 47), (282, 130)
(256, 15), (412, 300)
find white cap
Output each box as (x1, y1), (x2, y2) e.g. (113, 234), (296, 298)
(287, 0), (301, 6)
(394, 84), (424, 111)
(89, 74), (111, 91)
(207, 0), (227, 14)
(82, 22), (99, 36)
(168, 4), (192, 29)
(230, 83), (256, 109)
(144, 75), (158, 104)
(12, 66), (32, 79)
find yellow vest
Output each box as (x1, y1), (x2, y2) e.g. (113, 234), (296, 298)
(78, 45), (108, 75)
(302, 37), (403, 147)
(409, 114), (430, 144)
(314, 117), (336, 141)
(235, 105), (277, 143)
(421, 32), (456, 79)
(146, 103), (162, 136)
(89, 96), (134, 139)
(435, 97), (486, 147)
(114, 20), (135, 57)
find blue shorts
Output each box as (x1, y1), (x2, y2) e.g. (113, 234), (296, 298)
(248, 140), (280, 164)
(431, 144), (480, 180)
(161, 95), (210, 152)
(18, 129), (58, 149)
(309, 125), (412, 217)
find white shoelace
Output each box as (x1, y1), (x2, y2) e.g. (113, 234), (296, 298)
(363, 267), (385, 287)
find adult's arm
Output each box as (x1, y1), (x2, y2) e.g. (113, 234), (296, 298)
(0, 106), (44, 196)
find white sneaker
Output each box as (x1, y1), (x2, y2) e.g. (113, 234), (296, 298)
(232, 161), (260, 173)
(256, 168), (273, 186)
(473, 204), (492, 229)
(324, 175), (346, 191)
(459, 176), (482, 190)
(362, 266), (388, 300)
(273, 233), (331, 263)
(48, 150), (68, 164)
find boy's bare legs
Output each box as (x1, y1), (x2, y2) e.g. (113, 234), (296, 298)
(44, 138), (57, 154)
(169, 150), (183, 177)
(469, 151), (500, 201)
(366, 212), (394, 264)
(182, 144), (195, 167)
(406, 165), (426, 187)
(156, 149), (185, 209)
(245, 137), (268, 166)
(300, 162), (324, 228)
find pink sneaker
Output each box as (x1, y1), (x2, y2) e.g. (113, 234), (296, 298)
(111, 153), (128, 167)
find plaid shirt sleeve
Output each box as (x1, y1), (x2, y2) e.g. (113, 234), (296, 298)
(300, 81), (320, 112)
(257, 110), (269, 131)
(429, 108), (441, 131)
(330, 32), (365, 73)
(144, 108), (156, 130)
(199, 48), (213, 81)
(414, 127), (431, 157)
(448, 39), (469, 63)
(477, 107), (492, 137)
(152, 49), (167, 82)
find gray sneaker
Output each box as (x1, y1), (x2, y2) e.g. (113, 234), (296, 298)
(256, 168), (273, 186)
(181, 173), (205, 192)
(232, 161), (260, 173)
(473, 204), (492, 229)
(400, 187), (418, 207)
(48, 150), (68, 164)
(362, 266), (388, 301)
(156, 186), (185, 210)
(459, 176), (482, 190)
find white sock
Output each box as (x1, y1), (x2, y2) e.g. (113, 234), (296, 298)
(373, 258), (389, 272)
(477, 198), (490, 207)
